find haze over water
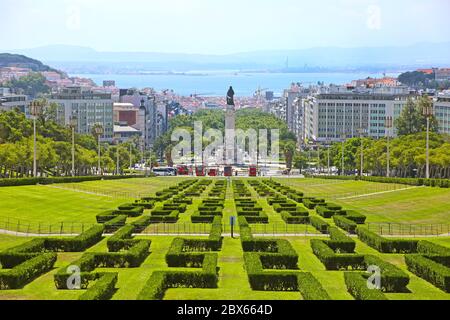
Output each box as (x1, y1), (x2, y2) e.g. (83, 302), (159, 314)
(74, 71), (400, 97)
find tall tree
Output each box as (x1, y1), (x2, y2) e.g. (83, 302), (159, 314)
(396, 97), (439, 136)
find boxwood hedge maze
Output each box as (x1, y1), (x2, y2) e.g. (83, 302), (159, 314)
(0, 177), (449, 300)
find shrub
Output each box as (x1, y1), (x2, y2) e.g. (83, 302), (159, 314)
(103, 215), (127, 233)
(344, 210), (367, 224)
(0, 253), (57, 289)
(78, 273), (118, 300)
(417, 241), (450, 256)
(281, 212), (309, 224)
(405, 254), (450, 293)
(333, 215), (358, 234)
(107, 224), (135, 252)
(149, 210), (180, 223)
(131, 216), (152, 233)
(327, 227), (356, 253)
(364, 255), (410, 292)
(344, 272), (388, 300)
(310, 239), (365, 270)
(297, 273), (330, 300)
(133, 200), (155, 209)
(137, 253), (219, 300)
(356, 227), (418, 253)
(309, 216), (329, 234)
(316, 205), (335, 218)
(303, 198), (325, 209)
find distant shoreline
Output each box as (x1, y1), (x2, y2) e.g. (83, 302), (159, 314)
(71, 71), (401, 96)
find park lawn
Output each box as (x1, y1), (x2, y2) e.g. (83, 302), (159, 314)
(0, 185), (125, 225)
(1, 233), (450, 300)
(0, 177), (190, 227)
(275, 178), (407, 198)
(57, 177), (190, 199)
(0, 234), (29, 251)
(336, 186), (450, 224)
(275, 178), (450, 225)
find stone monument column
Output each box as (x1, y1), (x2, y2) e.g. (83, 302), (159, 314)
(225, 86), (236, 165)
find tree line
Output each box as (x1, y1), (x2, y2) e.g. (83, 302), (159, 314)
(0, 110), (144, 178)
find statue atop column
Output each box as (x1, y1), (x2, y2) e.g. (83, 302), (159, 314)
(227, 86), (235, 106)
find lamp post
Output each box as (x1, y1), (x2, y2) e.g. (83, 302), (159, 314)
(385, 116), (393, 177)
(129, 143), (133, 170)
(116, 141), (120, 176)
(423, 104), (433, 179)
(69, 116), (77, 177)
(317, 144), (321, 174)
(325, 138), (331, 175)
(340, 133), (346, 176)
(357, 128), (367, 177)
(30, 100), (43, 177)
(94, 124), (104, 176)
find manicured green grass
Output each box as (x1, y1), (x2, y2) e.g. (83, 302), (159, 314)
(1, 177), (450, 300)
(0, 178), (188, 226)
(57, 177), (189, 198)
(276, 178), (450, 225)
(337, 187), (450, 224)
(275, 178), (408, 198)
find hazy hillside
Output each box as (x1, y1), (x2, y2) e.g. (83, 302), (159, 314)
(0, 53), (63, 74)
(5, 42), (450, 73)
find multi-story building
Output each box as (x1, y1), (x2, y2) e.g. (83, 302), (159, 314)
(113, 103), (138, 126)
(435, 69), (450, 82)
(434, 93), (450, 135)
(119, 89), (158, 148)
(113, 125), (141, 143)
(282, 86), (300, 132)
(48, 86), (114, 142)
(0, 87), (28, 113)
(303, 86), (414, 142)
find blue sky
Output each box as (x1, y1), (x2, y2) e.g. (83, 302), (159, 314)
(1, 0), (449, 54)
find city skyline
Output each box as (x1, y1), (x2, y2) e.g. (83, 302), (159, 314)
(1, 0), (450, 55)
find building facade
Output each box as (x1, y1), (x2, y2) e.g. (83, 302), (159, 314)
(0, 88), (28, 113)
(48, 86), (114, 141)
(434, 94), (450, 135)
(303, 87), (414, 142)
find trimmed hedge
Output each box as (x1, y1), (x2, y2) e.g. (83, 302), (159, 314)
(316, 205), (335, 218)
(54, 239), (151, 290)
(344, 272), (388, 300)
(344, 210), (367, 224)
(137, 254), (219, 300)
(405, 254), (450, 293)
(0, 253), (57, 289)
(136, 216), (221, 300)
(309, 216), (330, 234)
(0, 175), (145, 188)
(327, 227), (356, 253)
(297, 272), (330, 300)
(281, 212), (309, 224)
(356, 227), (418, 253)
(303, 198), (325, 209)
(364, 255), (410, 292)
(310, 239), (365, 270)
(0, 226), (104, 266)
(417, 241), (450, 256)
(78, 273), (118, 300)
(333, 215), (358, 234)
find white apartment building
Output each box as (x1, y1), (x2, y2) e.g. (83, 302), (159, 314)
(48, 86), (114, 142)
(0, 88), (28, 113)
(434, 93), (450, 135)
(303, 86), (414, 142)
